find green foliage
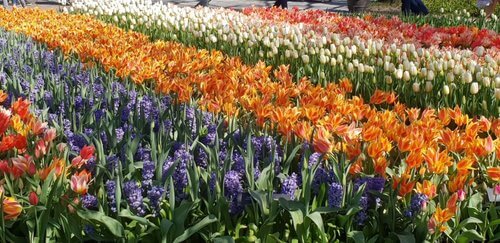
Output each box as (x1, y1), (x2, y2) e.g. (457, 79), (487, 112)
(423, 0), (500, 15)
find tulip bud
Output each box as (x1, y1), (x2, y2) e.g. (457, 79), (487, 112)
(470, 82), (479, 95)
(395, 69), (403, 80)
(402, 71), (410, 82)
(426, 70), (435, 81)
(483, 77), (491, 87)
(445, 72), (454, 83)
(29, 192), (39, 205)
(301, 55), (310, 64)
(495, 89), (500, 100)
(443, 85), (450, 95)
(462, 72), (473, 83)
(413, 82), (420, 93)
(385, 75), (393, 84)
(347, 63), (354, 73)
(425, 81), (433, 92)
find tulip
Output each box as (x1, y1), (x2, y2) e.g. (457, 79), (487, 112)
(457, 189), (466, 201)
(425, 82), (433, 93)
(29, 192), (39, 205)
(470, 82), (479, 95)
(3, 197), (22, 220)
(412, 82), (420, 93)
(70, 170), (91, 195)
(443, 85), (450, 95)
(495, 89), (500, 101)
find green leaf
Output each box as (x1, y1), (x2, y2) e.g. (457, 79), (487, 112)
(347, 231), (365, 243)
(249, 190), (270, 215)
(119, 209), (158, 229)
(172, 201), (195, 236)
(160, 219), (173, 243)
(467, 193), (482, 209)
(457, 229), (484, 243)
(213, 236), (235, 243)
(306, 212), (327, 242)
(77, 210), (124, 237)
(457, 217), (483, 229)
(395, 233), (415, 243)
(173, 215), (217, 243)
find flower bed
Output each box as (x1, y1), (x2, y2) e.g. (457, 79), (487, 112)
(68, 0), (500, 116)
(0, 7), (498, 243)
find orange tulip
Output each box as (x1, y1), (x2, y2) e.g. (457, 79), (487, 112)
(313, 127), (333, 154)
(487, 167), (500, 182)
(423, 147), (452, 174)
(3, 197), (22, 220)
(416, 180), (437, 199)
(11, 98), (31, 121)
(70, 170), (91, 195)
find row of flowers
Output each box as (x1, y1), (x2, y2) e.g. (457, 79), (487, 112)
(0, 8), (499, 242)
(67, 0), (500, 116)
(241, 7), (500, 49)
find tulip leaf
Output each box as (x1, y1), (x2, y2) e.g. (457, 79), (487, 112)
(457, 230), (484, 243)
(213, 236), (235, 243)
(347, 231), (365, 243)
(160, 219), (173, 243)
(173, 214), (217, 243)
(119, 209), (158, 229)
(77, 210), (124, 237)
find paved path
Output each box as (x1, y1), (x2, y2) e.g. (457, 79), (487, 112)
(163, 0), (348, 11)
(2, 0), (348, 12)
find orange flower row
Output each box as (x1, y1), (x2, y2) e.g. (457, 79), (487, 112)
(0, 9), (497, 195)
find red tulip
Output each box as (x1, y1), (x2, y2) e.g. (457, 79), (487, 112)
(29, 192), (39, 206)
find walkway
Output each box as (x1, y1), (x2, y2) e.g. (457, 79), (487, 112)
(164, 0), (348, 12)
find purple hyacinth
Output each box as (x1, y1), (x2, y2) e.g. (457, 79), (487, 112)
(328, 182), (343, 208)
(355, 196), (369, 226)
(142, 160), (155, 189)
(195, 147), (208, 169)
(405, 193), (428, 218)
(232, 151), (245, 175)
(309, 152), (322, 168)
(84, 225), (95, 236)
(147, 186), (165, 216)
(105, 180), (117, 213)
(281, 173), (299, 200)
(123, 180), (146, 216)
(161, 156), (175, 182)
(209, 172), (216, 193)
(81, 194), (98, 210)
(107, 155), (119, 171)
(354, 177), (385, 207)
(115, 127), (125, 143)
(84, 157), (96, 173)
(74, 95), (83, 111)
(94, 109), (104, 123)
(135, 147), (152, 162)
(224, 170), (243, 198)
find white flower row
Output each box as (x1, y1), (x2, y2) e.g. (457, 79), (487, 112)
(66, 0), (500, 111)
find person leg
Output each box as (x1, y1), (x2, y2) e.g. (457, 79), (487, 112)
(485, 0), (498, 16)
(18, 0), (25, 7)
(2, 0), (7, 8)
(195, 0), (209, 7)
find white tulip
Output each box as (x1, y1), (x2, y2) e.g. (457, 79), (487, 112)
(385, 75), (393, 84)
(344, 62), (353, 73)
(446, 72), (455, 83)
(425, 81), (433, 92)
(413, 82), (420, 93)
(403, 71), (411, 82)
(395, 69), (403, 80)
(462, 72), (473, 83)
(443, 85), (450, 95)
(482, 77), (491, 88)
(301, 55), (310, 64)
(470, 82), (479, 95)
(426, 70), (435, 81)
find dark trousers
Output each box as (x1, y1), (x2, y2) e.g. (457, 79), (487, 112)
(401, 0), (429, 15)
(196, 0), (209, 7)
(274, 0), (288, 9)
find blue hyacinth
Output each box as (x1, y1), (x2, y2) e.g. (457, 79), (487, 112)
(328, 182), (343, 208)
(281, 173), (299, 200)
